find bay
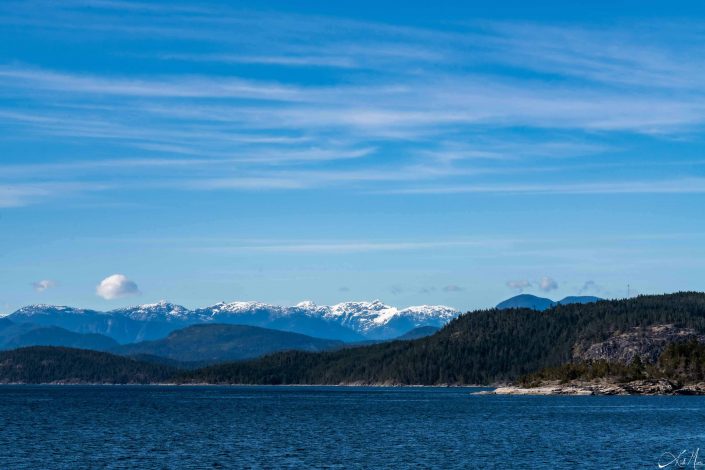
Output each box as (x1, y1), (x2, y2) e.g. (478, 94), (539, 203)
(0, 385), (700, 468)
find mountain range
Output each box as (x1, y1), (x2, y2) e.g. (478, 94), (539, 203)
(6, 300), (460, 343)
(0, 294), (604, 367)
(2, 292), (703, 386)
(496, 294), (602, 311)
(0, 317), (441, 366)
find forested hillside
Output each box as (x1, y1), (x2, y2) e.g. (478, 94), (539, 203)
(179, 292), (705, 385)
(519, 340), (705, 386)
(0, 347), (176, 384)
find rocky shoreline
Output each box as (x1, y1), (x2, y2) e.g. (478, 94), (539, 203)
(477, 379), (705, 396)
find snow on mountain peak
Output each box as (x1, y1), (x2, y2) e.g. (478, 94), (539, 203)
(194, 299), (458, 335)
(203, 301), (285, 316)
(399, 305), (458, 318)
(112, 301), (192, 321)
(330, 300), (391, 313)
(295, 300), (318, 309)
(7, 299), (461, 340)
(13, 304), (90, 315)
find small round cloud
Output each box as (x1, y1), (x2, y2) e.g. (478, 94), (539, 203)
(96, 274), (140, 300)
(539, 276), (558, 292)
(32, 279), (57, 293)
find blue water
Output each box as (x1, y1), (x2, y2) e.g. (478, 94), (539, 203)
(0, 386), (702, 468)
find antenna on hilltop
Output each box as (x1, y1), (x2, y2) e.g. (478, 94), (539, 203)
(627, 284), (630, 299)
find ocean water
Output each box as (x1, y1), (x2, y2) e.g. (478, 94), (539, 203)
(0, 385), (702, 469)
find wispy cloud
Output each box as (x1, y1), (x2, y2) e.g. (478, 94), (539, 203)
(196, 239), (496, 254)
(157, 53), (360, 69)
(506, 280), (532, 292)
(0, 67), (313, 101)
(578, 280), (602, 295)
(381, 178), (705, 195)
(0, 182), (108, 207)
(480, 22), (705, 91)
(2, 2), (705, 208)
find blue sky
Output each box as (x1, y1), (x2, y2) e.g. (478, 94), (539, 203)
(1, 0), (705, 313)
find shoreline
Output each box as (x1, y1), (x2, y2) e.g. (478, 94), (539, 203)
(3, 380), (705, 395)
(477, 379), (705, 396)
(0, 382), (493, 388)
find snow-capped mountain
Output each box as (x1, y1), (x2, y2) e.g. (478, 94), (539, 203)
(110, 300), (192, 322)
(196, 299), (460, 339)
(11, 304), (99, 318)
(197, 301), (287, 319)
(321, 301), (458, 338)
(7, 300), (460, 343)
(8, 304), (144, 343)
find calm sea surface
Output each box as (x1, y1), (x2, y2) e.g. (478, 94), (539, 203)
(0, 385), (702, 469)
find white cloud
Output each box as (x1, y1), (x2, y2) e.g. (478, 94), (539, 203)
(3, 8), (705, 210)
(96, 274), (141, 300)
(0, 67), (312, 102)
(539, 276), (559, 292)
(579, 280), (601, 294)
(0, 182), (108, 208)
(481, 22), (705, 91)
(159, 53), (360, 69)
(506, 280), (532, 292)
(32, 279), (57, 292)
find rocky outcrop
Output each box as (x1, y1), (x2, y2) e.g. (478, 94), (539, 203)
(488, 384), (599, 395)
(573, 324), (705, 364)
(481, 379), (705, 396)
(674, 383), (705, 395)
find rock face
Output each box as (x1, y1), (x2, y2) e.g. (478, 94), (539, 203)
(485, 379), (702, 396)
(482, 323), (705, 396)
(674, 383), (705, 395)
(573, 324), (705, 364)
(490, 384), (597, 395)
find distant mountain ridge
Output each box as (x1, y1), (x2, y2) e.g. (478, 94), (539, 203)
(114, 324), (345, 362)
(559, 296), (603, 305)
(7, 300), (460, 343)
(496, 294), (602, 311)
(0, 317), (117, 351)
(395, 326), (440, 340)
